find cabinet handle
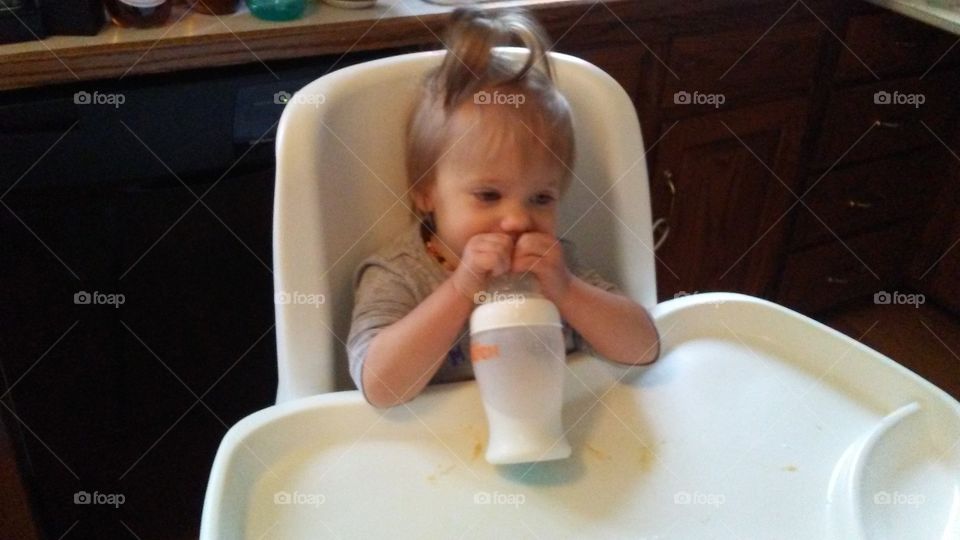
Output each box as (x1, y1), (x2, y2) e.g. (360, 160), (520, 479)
(873, 119), (902, 129)
(652, 170), (677, 251)
(826, 276), (849, 285)
(652, 218), (670, 251)
(663, 170), (677, 214)
(846, 199), (874, 209)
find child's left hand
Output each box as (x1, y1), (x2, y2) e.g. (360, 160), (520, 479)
(511, 232), (572, 304)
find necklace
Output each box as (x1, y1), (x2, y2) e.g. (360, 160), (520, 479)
(425, 236), (457, 272)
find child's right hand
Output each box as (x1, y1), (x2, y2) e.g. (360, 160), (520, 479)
(451, 233), (514, 300)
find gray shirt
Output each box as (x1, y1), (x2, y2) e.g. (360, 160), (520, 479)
(346, 219), (619, 401)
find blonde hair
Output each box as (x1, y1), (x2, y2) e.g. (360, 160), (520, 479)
(405, 8), (575, 213)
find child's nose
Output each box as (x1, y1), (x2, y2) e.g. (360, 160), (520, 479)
(500, 204), (533, 235)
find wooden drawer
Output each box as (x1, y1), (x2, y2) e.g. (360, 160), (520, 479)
(836, 11), (960, 83)
(778, 223), (915, 313)
(815, 74), (958, 169)
(660, 22), (821, 112)
(792, 149), (942, 247)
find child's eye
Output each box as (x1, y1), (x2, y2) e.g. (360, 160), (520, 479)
(474, 191), (500, 202)
(532, 193), (556, 206)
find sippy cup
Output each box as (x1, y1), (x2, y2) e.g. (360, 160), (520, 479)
(469, 273), (572, 465)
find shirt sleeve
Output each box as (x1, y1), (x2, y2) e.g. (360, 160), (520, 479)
(346, 258), (419, 402)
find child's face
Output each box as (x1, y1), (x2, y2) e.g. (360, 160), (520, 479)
(418, 108), (565, 262)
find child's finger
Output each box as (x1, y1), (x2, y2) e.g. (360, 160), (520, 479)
(515, 232), (559, 259)
(511, 254), (543, 275)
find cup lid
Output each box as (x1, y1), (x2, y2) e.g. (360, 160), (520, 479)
(470, 296), (562, 334)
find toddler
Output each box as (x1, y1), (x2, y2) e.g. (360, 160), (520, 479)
(347, 8), (659, 408)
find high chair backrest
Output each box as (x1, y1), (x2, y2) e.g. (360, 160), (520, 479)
(273, 49), (656, 403)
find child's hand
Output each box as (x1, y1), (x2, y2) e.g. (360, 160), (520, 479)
(511, 232), (572, 304)
(451, 233), (514, 300)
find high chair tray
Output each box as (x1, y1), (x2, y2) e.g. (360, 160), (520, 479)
(201, 293), (960, 539)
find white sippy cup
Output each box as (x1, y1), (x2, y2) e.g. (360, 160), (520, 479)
(469, 273), (572, 465)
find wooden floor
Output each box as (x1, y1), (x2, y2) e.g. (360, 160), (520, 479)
(819, 296), (960, 401)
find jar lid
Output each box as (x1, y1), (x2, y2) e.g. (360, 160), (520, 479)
(469, 297), (562, 334)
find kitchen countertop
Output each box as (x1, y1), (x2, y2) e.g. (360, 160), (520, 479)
(864, 0), (960, 35)
(0, 0), (627, 91)
(2, 0), (957, 91)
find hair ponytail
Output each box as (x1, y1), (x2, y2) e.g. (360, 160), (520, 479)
(436, 7), (554, 109)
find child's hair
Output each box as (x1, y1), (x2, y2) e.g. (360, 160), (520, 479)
(406, 8), (575, 211)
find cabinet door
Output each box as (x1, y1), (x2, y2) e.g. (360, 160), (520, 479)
(117, 169), (277, 538)
(909, 166), (960, 314)
(651, 100), (807, 300)
(0, 185), (123, 539)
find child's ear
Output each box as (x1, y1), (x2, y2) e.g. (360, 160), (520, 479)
(411, 188), (433, 214)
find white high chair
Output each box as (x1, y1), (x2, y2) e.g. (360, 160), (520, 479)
(270, 48), (657, 403)
(201, 50), (960, 539)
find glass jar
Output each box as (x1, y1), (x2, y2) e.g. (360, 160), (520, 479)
(104, 0), (172, 28)
(246, 0), (306, 21)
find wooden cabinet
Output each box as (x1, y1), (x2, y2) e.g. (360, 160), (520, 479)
(660, 21), (822, 111)
(779, 222), (916, 313)
(773, 5), (959, 314)
(651, 100), (807, 299)
(791, 149), (943, 247)
(835, 10), (960, 83)
(908, 164), (960, 314)
(814, 74), (959, 168)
